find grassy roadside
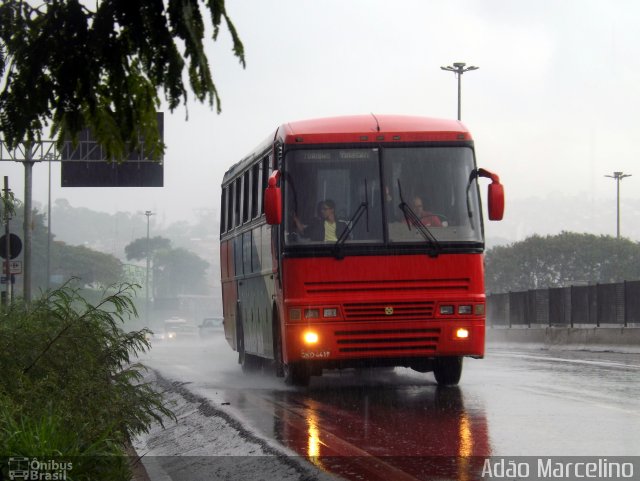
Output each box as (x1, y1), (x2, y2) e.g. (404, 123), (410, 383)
(0, 284), (174, 480)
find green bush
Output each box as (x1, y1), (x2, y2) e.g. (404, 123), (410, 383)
(0, 284), (174, 480)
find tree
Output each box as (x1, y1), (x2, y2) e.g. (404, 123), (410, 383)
(154, 247), (209, 296)
(0, 0), (245, 159)
(125, 236), (209, 297)
(485, 232), (640, 293)
(53, 242), (122, 287)
(9, 205), (124, 290)
(125, 236), (171, 261)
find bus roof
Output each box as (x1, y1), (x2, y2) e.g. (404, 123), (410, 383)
(280, 114), (471, 144)
(223, 115), (471, 183)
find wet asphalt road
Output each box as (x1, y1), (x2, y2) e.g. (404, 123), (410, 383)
(138, 335), (640, 480)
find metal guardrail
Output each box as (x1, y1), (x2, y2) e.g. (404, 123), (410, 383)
(487, 280), (640, 328)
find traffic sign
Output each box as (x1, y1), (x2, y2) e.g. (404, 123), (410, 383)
(3, 260), (21, 274)
(0, 233), (22, 259)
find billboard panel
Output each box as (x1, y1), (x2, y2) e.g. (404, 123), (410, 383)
(61, 112), (164, 187)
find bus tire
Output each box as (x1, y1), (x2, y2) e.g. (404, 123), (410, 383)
(272, 310), (310, 385)
(284, 362), (310, 387)
(433, 356), (463, 386)
(273, 306), (285, 377)
(242, 353), (263, 373)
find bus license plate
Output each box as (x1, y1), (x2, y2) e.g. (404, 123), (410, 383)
(301, 350), (331, 359)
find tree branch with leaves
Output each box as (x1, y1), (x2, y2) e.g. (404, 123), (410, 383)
(0, 0), (245, 160)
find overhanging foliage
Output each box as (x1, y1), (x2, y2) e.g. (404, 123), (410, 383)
(0, 0), (245, 160)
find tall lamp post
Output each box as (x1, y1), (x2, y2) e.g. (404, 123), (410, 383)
(144, 210), (154, 325)
(440, 62), (479, 121)
(605, 172), (631, 239)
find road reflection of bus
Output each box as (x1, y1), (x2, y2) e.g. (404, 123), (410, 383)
(270, 373), (492, 481)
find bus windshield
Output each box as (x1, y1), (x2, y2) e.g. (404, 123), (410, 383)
(283, 146), (483, 247)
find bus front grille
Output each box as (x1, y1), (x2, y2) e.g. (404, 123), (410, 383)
(305, 278), (470, 295)
(334, 327), (440, 354)
(343, 301), (435, 321)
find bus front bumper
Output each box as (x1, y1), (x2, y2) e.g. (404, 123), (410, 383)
(283, 320), (485, 364)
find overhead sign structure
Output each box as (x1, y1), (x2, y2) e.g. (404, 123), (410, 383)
(60, 112), (164, 187)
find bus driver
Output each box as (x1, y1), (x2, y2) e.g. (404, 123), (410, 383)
(294, 199), (349, 242)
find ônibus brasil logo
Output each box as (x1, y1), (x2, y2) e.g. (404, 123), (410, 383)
(8, 457), (73, 480)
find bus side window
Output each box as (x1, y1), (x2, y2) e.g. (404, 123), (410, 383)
(242, 170), (250, 224)
(234, 179), (241, 227)
(252, 162), (261, 219)
(220, 187), (227, 234)
(228, 183), (235, 231)
(261, 156), (270, 215)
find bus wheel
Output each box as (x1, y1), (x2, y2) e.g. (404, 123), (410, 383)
(433, 356), (463, 386)
(273, 308), (285, 378)
(284, 362), (310, 387)
(241, 352), (263, 373)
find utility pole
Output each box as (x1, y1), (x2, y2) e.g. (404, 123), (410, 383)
(23, 143), (34, 303)
(605, 171), (632, 239)
(440, 62), (479, 121)
(3, 176), (13, 303)
(145, 210), (154, 325)
(46, 153), (53, 291)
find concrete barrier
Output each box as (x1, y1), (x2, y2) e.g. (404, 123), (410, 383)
(486, 327), (640, 353)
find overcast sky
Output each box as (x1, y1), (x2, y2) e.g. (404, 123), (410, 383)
(2, 0), (639, 235)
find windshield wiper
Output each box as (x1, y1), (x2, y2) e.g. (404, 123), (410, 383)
(465, 170), (477, 230)
(397, 180), (440, 257)
(334, 179), (370, 259)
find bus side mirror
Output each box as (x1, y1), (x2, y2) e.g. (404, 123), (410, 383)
(264, 170), (282, 225)
(487, 182), (504, 221)
(478, 168), (505, 221)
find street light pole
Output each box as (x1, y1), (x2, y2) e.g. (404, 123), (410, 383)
(3, 176), (13, 304)
(144, 210), (154, 325)
(440, 62), (479, 121)
(605, 171), (631, 239)
(22, 143), (34, 304)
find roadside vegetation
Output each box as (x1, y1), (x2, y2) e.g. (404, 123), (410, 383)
(485, 232), (640, 293)
(0, 284), (174, 480)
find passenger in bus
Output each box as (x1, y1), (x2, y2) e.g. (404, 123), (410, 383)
(412, 195), (442, 227)
(294, 199), (349, 242)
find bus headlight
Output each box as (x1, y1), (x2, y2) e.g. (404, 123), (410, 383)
(303, 331), (319, 345)
(455, 328), (470, 339)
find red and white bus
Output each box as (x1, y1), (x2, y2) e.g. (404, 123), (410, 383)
(220, 115), (504, 386)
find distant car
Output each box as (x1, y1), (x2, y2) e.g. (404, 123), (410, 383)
(164, 317), (198, 341)
(198, 317), (224, 338)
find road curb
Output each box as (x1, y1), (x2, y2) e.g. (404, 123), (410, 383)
(126, 443), (152, 481)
